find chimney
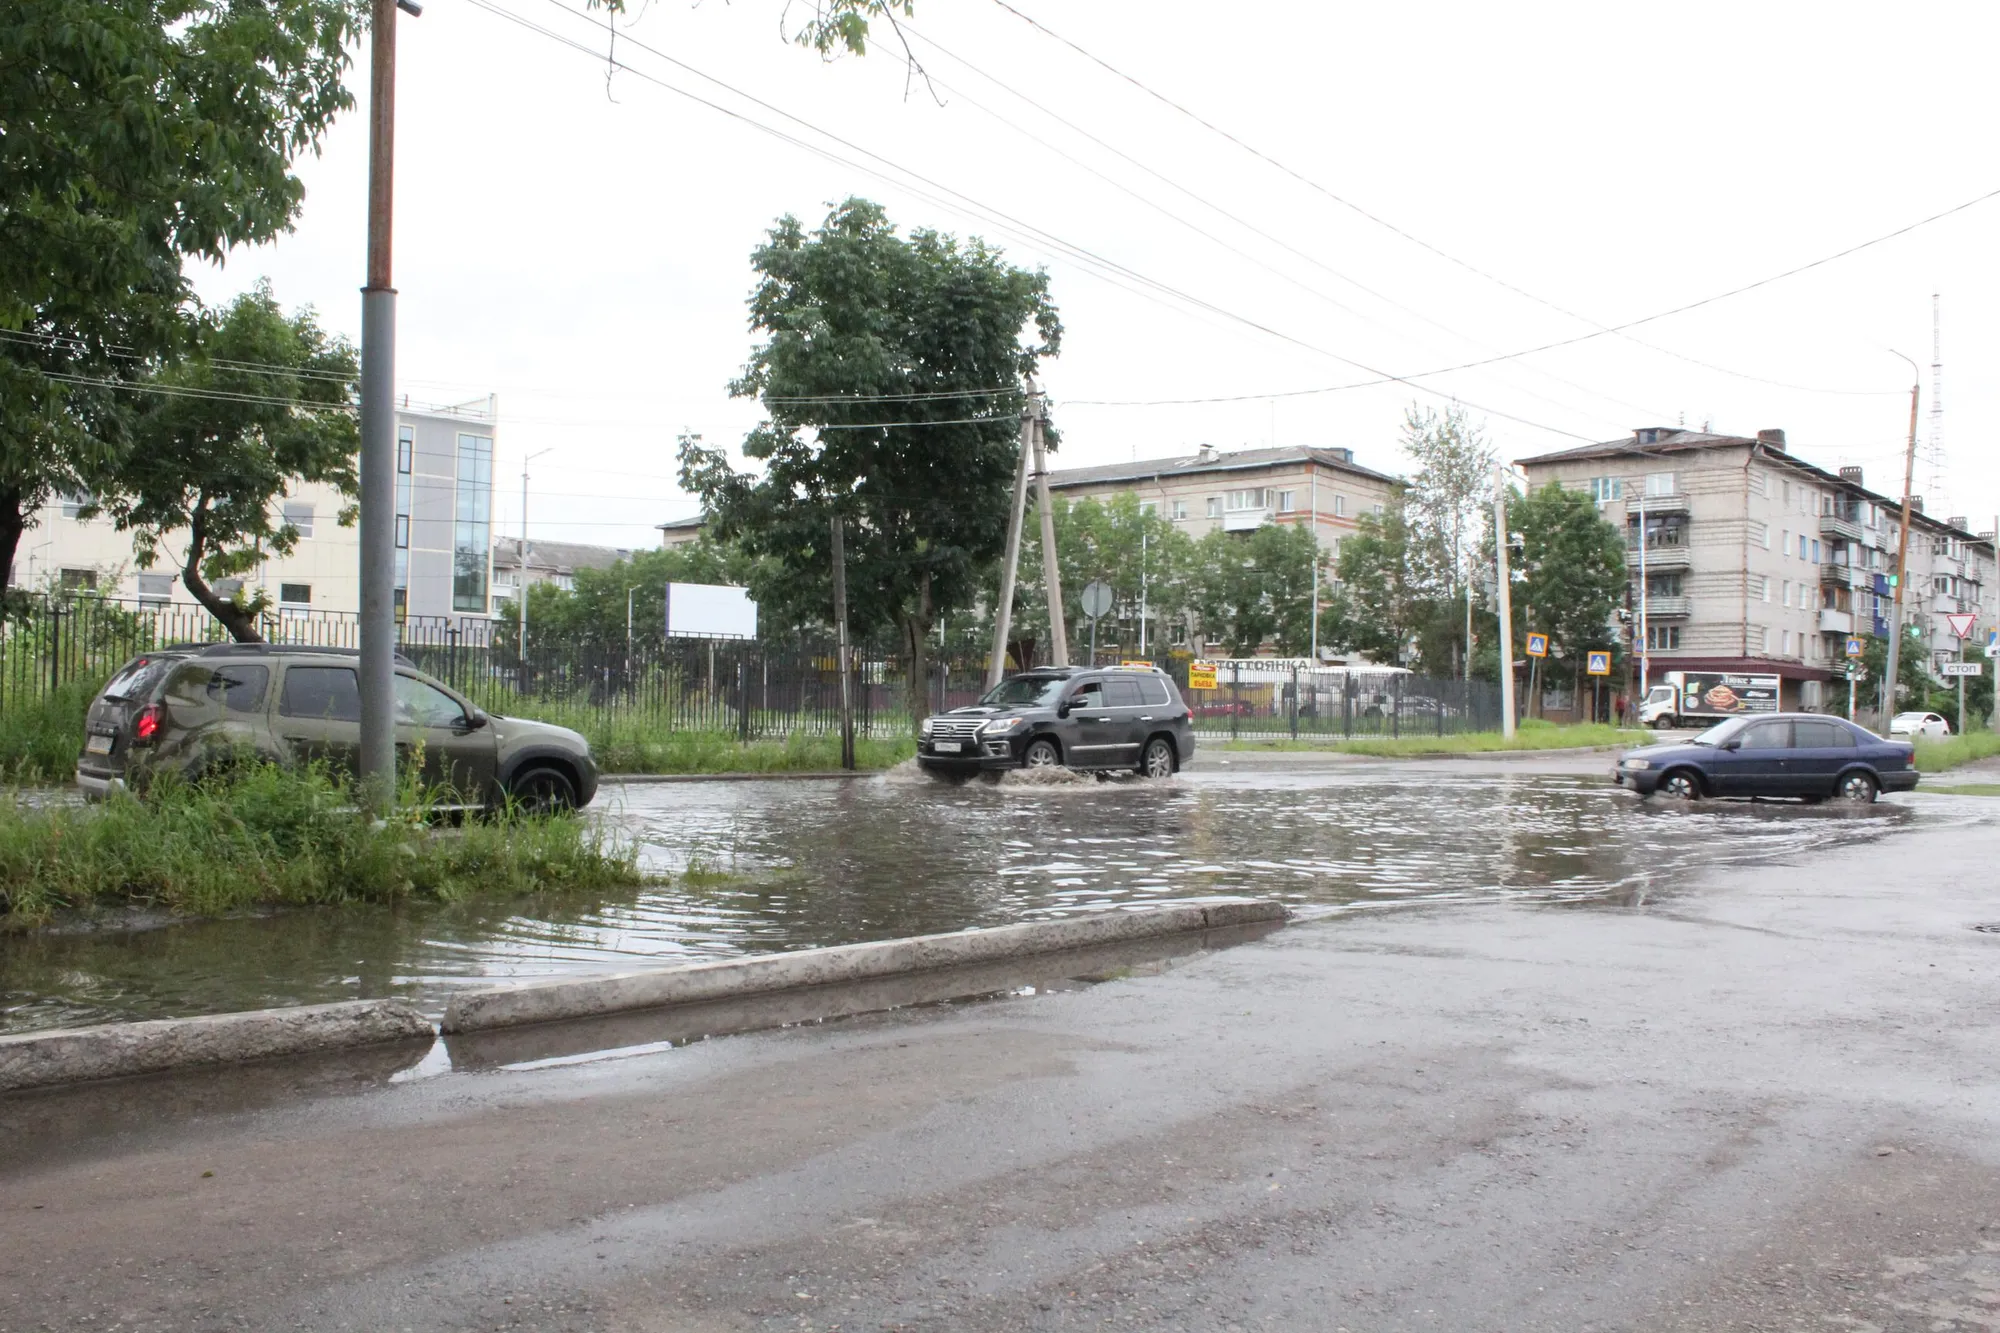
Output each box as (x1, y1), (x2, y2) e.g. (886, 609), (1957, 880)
(1756, 429), (1786, 449)
(1909, 496), (1925, 513)
(1633, 427), (1675, 445)
(1195, 443), (1217, 464)
(1838, 465), (1863, 486)
(1948, 516), (1968, 533)
(1328, 446), (1353, 464)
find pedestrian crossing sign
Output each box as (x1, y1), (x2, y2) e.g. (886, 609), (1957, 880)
(1525, 632), (1548, 658)
(1586, 651), (1611, 676)
(1844, 636), (1863, 658)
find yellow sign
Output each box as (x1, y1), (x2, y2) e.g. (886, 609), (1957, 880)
(1586, 650), (1611, 676)
(1120, 660), (1155, 669)
(1187, 661), (1219, 690)
(1525, 632), (1549, 658)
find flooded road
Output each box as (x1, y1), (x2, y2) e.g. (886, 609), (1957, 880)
(0, 759), (1960, 1032)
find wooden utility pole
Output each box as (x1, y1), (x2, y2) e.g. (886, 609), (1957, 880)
(1885, 351), (1921, 720)
(1031, 411), (1069, 666)
(987, 383), (1037, 687)
(1493, 463), (1517, 738)
(831, 515), (855, 770)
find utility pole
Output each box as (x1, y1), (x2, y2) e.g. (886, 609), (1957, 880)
(987, 383), (1037, 688)
(1309, 463), (1320, 661)
(1031, 407), (1069, 667)
(1886, 350), (1921, 721)
(1493, 463), (1517, 739)
(831, 515), (855, 770)
(1636, 491), (1650, 698)
(1139, 525), (1149, 658)
(517, 446), (553, 689)
(357, 0), (420, 809)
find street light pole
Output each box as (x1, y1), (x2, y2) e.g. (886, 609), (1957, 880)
(357, 0), (420, 810)
(1885, 350), (1921, 723)
(517, 446), (553, 687)
(1493, 463), (1517, 739)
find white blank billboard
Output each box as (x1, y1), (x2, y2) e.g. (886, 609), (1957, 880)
(664, 582), (757, 639)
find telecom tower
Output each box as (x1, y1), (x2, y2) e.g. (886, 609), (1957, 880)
(1926, 292), (1945, 510)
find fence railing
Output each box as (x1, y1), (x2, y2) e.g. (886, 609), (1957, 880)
(0, 593), (1503, 743)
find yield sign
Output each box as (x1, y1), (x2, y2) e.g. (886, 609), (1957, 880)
(1946, 612), (1977, 639)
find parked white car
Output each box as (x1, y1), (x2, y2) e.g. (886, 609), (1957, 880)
(1889, 711), (1951, 741)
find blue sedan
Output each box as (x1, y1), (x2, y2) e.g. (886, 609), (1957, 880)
(1612, 713), (1919, 804)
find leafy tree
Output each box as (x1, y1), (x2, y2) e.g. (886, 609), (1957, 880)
(1510, 481), (1626, 700)
(112, 284), (358, 641)
(1013, 494), (1196, 664)
(1, 0), (366, 591)
(1335, 497), (1422, 665)
(1399, 403), (1495, 676)
(1188, 523), (1323, 658)
(679, 199), (1060, 727)
(588, 0), (912, 57)
(497, 539), (760, 657)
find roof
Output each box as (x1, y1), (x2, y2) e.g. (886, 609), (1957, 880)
(656, 514), (706, 533)
(491, 538), (634, 575)
(1517, 429), (1992, 544)
(1046, 445), (1399, 491)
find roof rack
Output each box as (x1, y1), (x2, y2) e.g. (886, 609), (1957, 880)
(194, 642), (415, 666)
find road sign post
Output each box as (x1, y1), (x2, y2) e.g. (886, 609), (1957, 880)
(1079, 580), (1114, 666)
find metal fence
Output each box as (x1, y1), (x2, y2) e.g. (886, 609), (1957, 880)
(0, 593), (1503, 742)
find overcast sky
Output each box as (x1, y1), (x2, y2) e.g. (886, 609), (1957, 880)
(191, 0), (2000, 550)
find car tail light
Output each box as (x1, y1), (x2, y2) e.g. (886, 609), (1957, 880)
(133, 705), (163, 744)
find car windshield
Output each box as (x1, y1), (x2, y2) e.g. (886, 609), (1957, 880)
(1893, 712), (1929, 723)
(1688, 718), (1749, 747)
(980, 675), (1068, 708)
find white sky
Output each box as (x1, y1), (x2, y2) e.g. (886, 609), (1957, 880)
(192, 0), (2000, 551)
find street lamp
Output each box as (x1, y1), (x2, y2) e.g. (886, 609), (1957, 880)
(517, 446), (554, 682)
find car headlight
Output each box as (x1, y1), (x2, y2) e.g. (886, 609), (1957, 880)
(1619, 757), (1652, 770)
(920, 717), (933, 737)
(981, 717), (1024, 735)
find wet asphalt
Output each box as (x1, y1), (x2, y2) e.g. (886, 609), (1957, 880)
(4, 756), (2000, 1331)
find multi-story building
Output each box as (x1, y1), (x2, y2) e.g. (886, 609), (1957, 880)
(1045, 444), (1399, 562)
(490, 538), (637, 614)
(1520, 427), (1997, 711)
(18, 399), (498, 628)
(656, 514), (706, 549)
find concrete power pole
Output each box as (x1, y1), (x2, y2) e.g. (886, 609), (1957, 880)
(1493, 463), (1517, 739)
(1886, 350), (1922, 722)
(357, 0), (421, 809)
(987, 383), (1038, 688)
(1032, 408), (1069, 667)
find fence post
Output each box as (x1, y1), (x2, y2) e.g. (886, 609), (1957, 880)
(738, 658), (750, 741)
(1392, 674), (1402, 739)
(1342, 676), (1352, 739)
(1289, 664), (1299, 740)
(1230, 660), (1240, 742)
(1438, 678), (1445, 737)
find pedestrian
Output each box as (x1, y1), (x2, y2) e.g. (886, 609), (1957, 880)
(1614, 693), (1628, 726)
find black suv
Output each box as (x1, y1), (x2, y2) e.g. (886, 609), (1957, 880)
(917, 665), (1196, 778)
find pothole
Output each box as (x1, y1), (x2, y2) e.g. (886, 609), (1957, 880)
(1972, 923), (2000, 934)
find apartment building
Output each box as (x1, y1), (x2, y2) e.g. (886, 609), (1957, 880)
(1044, 444), (1399, 559)
(19, 399), (498, 626)
(1520, 427), (1997, 710)
(490, 538), (636, 613)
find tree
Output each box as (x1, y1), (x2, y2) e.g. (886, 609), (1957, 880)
(1335, 497), (1422, 665)
(496, 539), (760, 657)
(1013, 494), (1197, 663)
(1188, 523), (1324, 658)
(1399, 403), (1495, 676)
(1, 0), (366, 591)
(112, 284), (358, 641)
(679, 199), (1060, 727)
(1511, 481), (1626, 704)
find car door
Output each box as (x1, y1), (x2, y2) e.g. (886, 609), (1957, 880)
(276, 664), (362, 777)
(1101, 677), (1148, 767)
(394, 672), (497, 801)
(1061, 679), (1120, 768)
(1788, 719), (1853, 797)
(1729, 719), (1793, 796)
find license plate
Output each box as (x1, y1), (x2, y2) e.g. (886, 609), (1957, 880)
(86, 733), (113, 755)
(933, 741), (962, 753)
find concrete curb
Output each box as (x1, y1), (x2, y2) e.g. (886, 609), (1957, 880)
(441, 898), (1289, 1035)
(0, 999), (434, 1094)
(605, 771), (866, 784)
(1207, 741), (1644, 762)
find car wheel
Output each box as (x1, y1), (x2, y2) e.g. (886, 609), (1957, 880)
(1660, 770), (1702, 800)
(509, 765), (578, 814)
(1836, 771), (1878, 805)
(1023, 738), (1062, 768)
(1139, 736), (1176, 779)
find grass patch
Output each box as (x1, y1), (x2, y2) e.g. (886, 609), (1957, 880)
(1915, 783), (2000, 796)
(0, 763), (643, 929)
(1911, 731), (2000, 774)
(0, 680), (99, 784)
(1216, 720), (1650, 757)
(502, 704), (915, 774)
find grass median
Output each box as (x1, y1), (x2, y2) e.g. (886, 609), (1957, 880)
(0, 764), (643, 929)
(1910, 731), (2000, 773)
(1213, 720), (1651, 757)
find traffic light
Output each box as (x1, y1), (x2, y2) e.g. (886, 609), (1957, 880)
(1887, 573), (1900, 588)
(1908, 623), (1925, 639)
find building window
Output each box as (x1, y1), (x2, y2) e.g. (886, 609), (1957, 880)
(1206, 496), (1221, 519)
(1782, 580), (1792, 608)
(1170, 499), (1188, 521)
(397, 425), (413, 475)
(1372, 503), (1385, 516)
(1780, 528), (1790, 556)
(452, 433), (493, 612)
(1589, 476), (1624, 502)
(281, 500), (314, 539)
(1761, 626), (1772, 652)
(136, 573), (174, 607)
(1645, 472), (1677, 496)
(58, 567), (97, 591)
(1645, 571), (1683, 597)
(1782, 630), (1793, 655)
(1275, 490), (1295, 514)
(395, 513), (409, 549)
(1224, 488), (1268, 511)
(1810, 539), (1820, 563)
(1799, 533), (1808, 560)
(1139, 499), (1157, 516)
(1646, 625), (1681, 650)
(58, 492), (92, 520)
(279, 582), (311, 605)
(1334, 494), (1347, 516)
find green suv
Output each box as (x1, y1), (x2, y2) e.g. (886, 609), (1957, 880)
(76, 645), (599, 811)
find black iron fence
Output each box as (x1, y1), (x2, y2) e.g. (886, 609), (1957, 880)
(0, 593), (1503, 742)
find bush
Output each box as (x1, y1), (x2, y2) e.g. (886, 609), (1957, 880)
(0, 679), (99, 784)
(0, 763), (643, 928)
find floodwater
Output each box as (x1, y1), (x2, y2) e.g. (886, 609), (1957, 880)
(0, 760), (1955, 1033)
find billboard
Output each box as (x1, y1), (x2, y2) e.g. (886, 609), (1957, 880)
(664, 583), (757, 639)
(1675, 671), (1779, 718)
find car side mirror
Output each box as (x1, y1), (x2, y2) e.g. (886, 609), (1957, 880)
(1056, 700), (1073, 718)
(462, 709), (488, 731)
(1722, 737), (1742, 751)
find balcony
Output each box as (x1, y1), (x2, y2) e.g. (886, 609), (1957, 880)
(1221, 507), (1270, 532)
(1819, 512), (1863, 543)
(1642, 595), (1691, 618)
(1626, 541), (1691, 571)
(1819, 608), (1854, 634)
(1625, 491), (1691, 516)
(1820, 563), (1865, 590)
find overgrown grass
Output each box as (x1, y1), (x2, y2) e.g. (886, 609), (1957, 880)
(1215, 720), (1652, 757)
(1915, 783), (2000, 796)
(0, 763), (643, 929)
(499, 702), (915, 774)
(1911, 730), (2000, 773)
(0, 680), (99, 784)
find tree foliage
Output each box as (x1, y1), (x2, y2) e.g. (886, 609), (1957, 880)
(1186, 523), (1324, 658)
(496, 540), (762, 658)
(1509, 480), (1627, 675)
(678, 199), (1059, 723)
(1335, 497), (1421, 665)
(0, 0), (366, 589)
(1012, 494), (1195, 663)
(113, 283), (358, 641)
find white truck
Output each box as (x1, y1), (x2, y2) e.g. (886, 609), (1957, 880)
(1637, 670), (1782, 729)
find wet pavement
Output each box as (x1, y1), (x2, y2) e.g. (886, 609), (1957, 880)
(3, 784), (1998, 1332)
(4, 753), (1974, 1033)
